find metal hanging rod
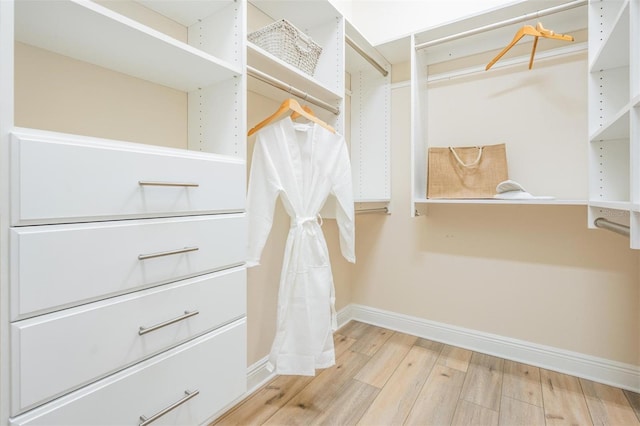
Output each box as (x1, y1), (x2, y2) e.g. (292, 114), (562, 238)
(594, 217), (630, 238)
(415, 0), (587, 51)
(345, 35), (389, 77)
(247, 66), (340, 115)
(355, 207), (389, 215)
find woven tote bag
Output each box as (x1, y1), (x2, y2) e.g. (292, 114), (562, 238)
(427, 143), (508, 198)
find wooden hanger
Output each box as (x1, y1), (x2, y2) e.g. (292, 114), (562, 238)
(290, 104), (315, 121)
(485, 22), (574, 71)
(247, 98), (335, 136)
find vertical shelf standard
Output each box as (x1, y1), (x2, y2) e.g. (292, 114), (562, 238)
(588, 0), (639, 248)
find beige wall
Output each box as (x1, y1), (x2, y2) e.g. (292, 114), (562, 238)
(351, 69), (640, 366)
(15, 43), (188, 149)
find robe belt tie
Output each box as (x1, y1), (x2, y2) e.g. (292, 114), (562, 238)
(292, 215), (323, 228)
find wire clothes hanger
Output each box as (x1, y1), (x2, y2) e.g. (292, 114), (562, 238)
(485, 22), (574, 71)
(247, 98), (336, 137)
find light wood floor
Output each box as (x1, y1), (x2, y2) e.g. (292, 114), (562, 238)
(213, 321), (640, 425)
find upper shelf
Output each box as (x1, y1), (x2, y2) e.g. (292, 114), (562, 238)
(590, 104), (631, 142)
(15, 0), (241, 92)
(247, 42), (343, 103)
(138, 0), (232, 27)
(249, 0), (340, 30)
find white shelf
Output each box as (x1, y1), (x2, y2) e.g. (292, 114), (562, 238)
(247, 42), (342, 104)
(355, 199), (391, 203)
(15, 0), (241, 93)
(590, 104), (631, 142)
(138, 0), (232, 27)
(590, 0), (630, 71)
(414, 198), (587, 206)
(249, 0), (340, 30)
(589, 200), (632, 210)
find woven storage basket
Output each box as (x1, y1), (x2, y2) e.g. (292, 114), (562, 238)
(248, 19), (322, 76)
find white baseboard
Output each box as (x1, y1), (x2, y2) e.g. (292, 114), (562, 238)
(236, 302), (639, 418)
(345, 303), (640, 393)
(246, 355), (275, 394)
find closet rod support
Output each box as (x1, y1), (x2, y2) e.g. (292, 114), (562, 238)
(247, 66), (340, 115)
(594, 217), (630, 238)
(414, 0), (586, 50)
(346, 35), (388, 77)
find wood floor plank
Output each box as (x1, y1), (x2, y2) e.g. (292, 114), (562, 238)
(498, 396), (545, 426)
(438, 344), (473, 373)
(502, 360), (543, 407)
(404, 364), (466, 426)
(348, 324), (394, 356)
(540, 368), (593, 425)
(451, 400), (499, 426)
(580, 378), (640, 425)
(309, 379), (379, 426)
(354, 331), (418, 388)
(262, 349), (370, 425)
(214, 323), (639, 426)
(357, 345), (440, 426)
(212, 375), (314, 426)
(333, 333), (357, 359)
(459, 352), (504, 411)
(337, 320), (372, 340)
(625, 390), (640, 422)
(414, 337), (444, 353)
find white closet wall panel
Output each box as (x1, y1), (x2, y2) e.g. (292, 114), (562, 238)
(11, 268), (246, 414)
(186, 1), (243, 63)
(351, 69), (390, 201)
(188, 77), (244, 158)
(10, 214), (246, 319)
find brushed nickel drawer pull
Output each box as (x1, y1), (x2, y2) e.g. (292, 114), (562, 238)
(138, 310), (200, 336)
(139, 389), (200, 426)
(138, 246), (199, 260)
(138, 181), (199, 187)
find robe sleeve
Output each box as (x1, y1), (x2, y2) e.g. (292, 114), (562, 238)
(246, 133), (282, 267)
(331, 137), (356, 264)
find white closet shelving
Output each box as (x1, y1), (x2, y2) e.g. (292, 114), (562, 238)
(247, 0), (345, 132)
(410, 0), (589, 216)
(1, 0), (247, 424)
(587, 0), (640, 247)
(247, 0), (391, 210)
(346, 21), (392, 208)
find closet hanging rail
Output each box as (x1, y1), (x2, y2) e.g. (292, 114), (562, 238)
(345, 35), (388, 77)
(247, 66), (340, 115)
(594, 217), (630, 238)
(414, 0), (586, 51)
(355, 207), (389, 215)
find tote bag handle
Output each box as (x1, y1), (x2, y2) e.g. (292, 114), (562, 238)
(449, 146), (483, 167)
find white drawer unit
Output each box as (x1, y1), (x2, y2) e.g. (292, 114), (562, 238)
(1, 0), (249, 424)
(11, 214), (247, 318)
(11, 268), (246, 415)
(10, 129), (246, 225)
(10, 320), (247, 426)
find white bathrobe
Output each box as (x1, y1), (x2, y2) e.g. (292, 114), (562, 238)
(247, 117), (355, 376)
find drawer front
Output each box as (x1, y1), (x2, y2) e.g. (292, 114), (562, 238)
(11, 131), (245, 225)
(10, 320), (247, 425)
(11, 214), (246, 318)
(11, 268), (246, 414)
